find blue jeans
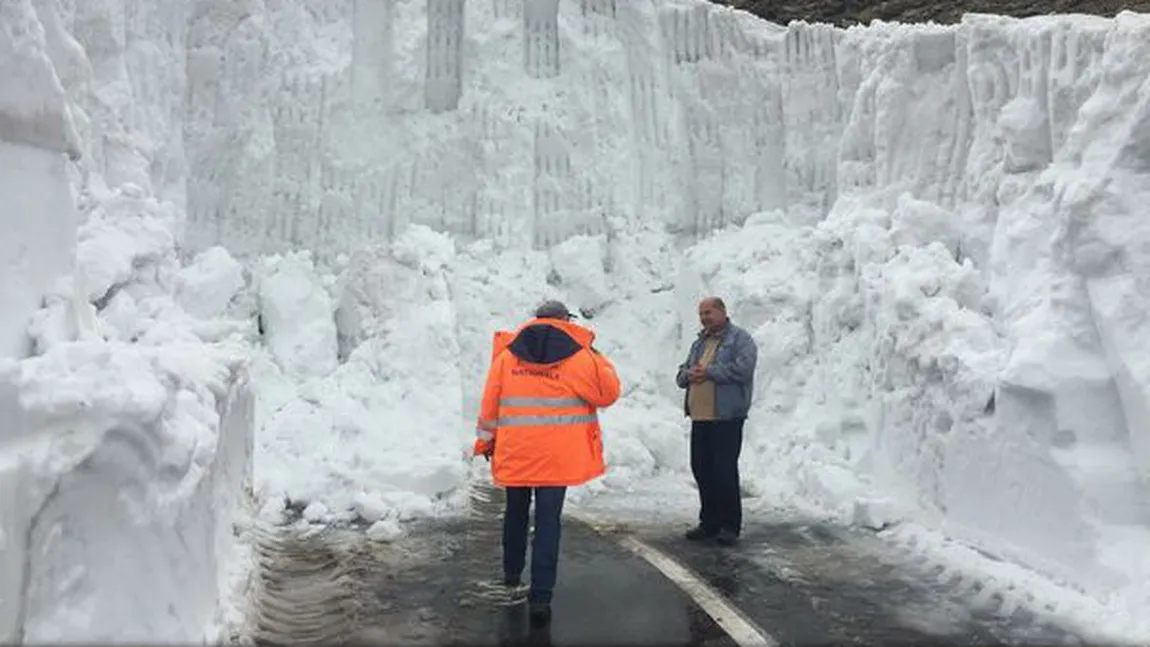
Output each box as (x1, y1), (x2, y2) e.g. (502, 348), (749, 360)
(503, 486), (567, 604)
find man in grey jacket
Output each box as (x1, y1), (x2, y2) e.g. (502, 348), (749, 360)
(675, 297), (758, 546)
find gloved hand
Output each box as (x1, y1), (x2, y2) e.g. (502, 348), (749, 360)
(473, 438), (494, 461)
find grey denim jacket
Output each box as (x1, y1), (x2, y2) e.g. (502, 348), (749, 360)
(675, 322), (758, 420)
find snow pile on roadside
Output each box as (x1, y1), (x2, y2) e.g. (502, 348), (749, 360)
(251, 232), (469, 531)
(249, 223), (692, 524)
(0, 187), (256, 642)
(0, 0), (256, 641)
(669, 178), (1150, 640)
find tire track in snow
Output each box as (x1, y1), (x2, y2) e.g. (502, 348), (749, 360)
(246, 523), (365, 645)
(243, 481), (522, 645)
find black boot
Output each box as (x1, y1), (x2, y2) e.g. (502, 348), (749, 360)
(715, 527), (738, 546)
(529, 602), (552, 624)
(685, 525), (717, 541)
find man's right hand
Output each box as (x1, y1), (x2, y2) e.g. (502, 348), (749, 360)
(688, 365), (707, 384)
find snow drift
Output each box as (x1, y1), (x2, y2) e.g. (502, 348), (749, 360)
(179, 0), (1150, 633)
(1, 0), (253, 641)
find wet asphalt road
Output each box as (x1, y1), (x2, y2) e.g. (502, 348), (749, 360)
(339, 485), (736, 647)
(248, 486), (1085, 647)
(636, 522), (1082, 646)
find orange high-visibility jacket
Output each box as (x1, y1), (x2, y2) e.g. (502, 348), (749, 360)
(472, 317), (621, 487)
(490, 330), (515, 365)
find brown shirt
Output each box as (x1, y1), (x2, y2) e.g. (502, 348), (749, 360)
(687, 336), (721, 421)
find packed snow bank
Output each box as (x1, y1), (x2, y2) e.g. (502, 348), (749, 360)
(669, 12), (1150, 636)
(0, 0), (78, 360)
(0, 186), (257, 641)
(0, 338), (252, 642)
(177, 1), (1150, 637)
(0, 141), (77, 360)
(1, 0), (255, 641)
(0, 193), (256, 641)
(251, 235), (469, 527)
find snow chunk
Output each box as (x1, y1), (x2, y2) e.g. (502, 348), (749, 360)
(853, 496), (903, 530)
(75, 186), (180, 305)
(177, 247), (247, 321)
(889, 193), (960, 254)
(547, 235), (613, 314)
(335, 226), (456, 359)
(302, 501), (329, 523)
(256, 253), (338, 380)
(366, 518), (403, 542)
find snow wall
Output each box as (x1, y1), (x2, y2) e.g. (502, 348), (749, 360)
(2, 0), (1150, 639)
(1, 0), (254, 641)
(184, 0), (1150, 607)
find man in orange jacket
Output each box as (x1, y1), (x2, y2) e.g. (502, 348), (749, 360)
(473, 300), (621, 624)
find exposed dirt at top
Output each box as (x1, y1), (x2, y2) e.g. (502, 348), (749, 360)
(713, 0), (1150, 27)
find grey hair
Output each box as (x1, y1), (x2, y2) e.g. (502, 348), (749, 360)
(534, 299), (572, 320)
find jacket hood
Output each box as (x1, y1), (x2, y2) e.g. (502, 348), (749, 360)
(507, 318), (594, 365)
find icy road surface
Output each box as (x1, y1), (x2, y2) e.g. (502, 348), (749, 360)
(244, 485), (1083, 646)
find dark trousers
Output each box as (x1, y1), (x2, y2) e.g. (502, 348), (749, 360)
(690, 419), (744, 535)
(503, 486), (567, 604)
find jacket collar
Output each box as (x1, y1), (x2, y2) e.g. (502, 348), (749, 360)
(697, 320), (732, 339)
(517, 317), (595, 348)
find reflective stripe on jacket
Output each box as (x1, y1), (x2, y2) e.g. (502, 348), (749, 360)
(473, 317), (621, 487)
(475, 330), (516, 444)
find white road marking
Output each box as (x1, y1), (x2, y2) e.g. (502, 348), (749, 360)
(569, 511), (779, 647)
